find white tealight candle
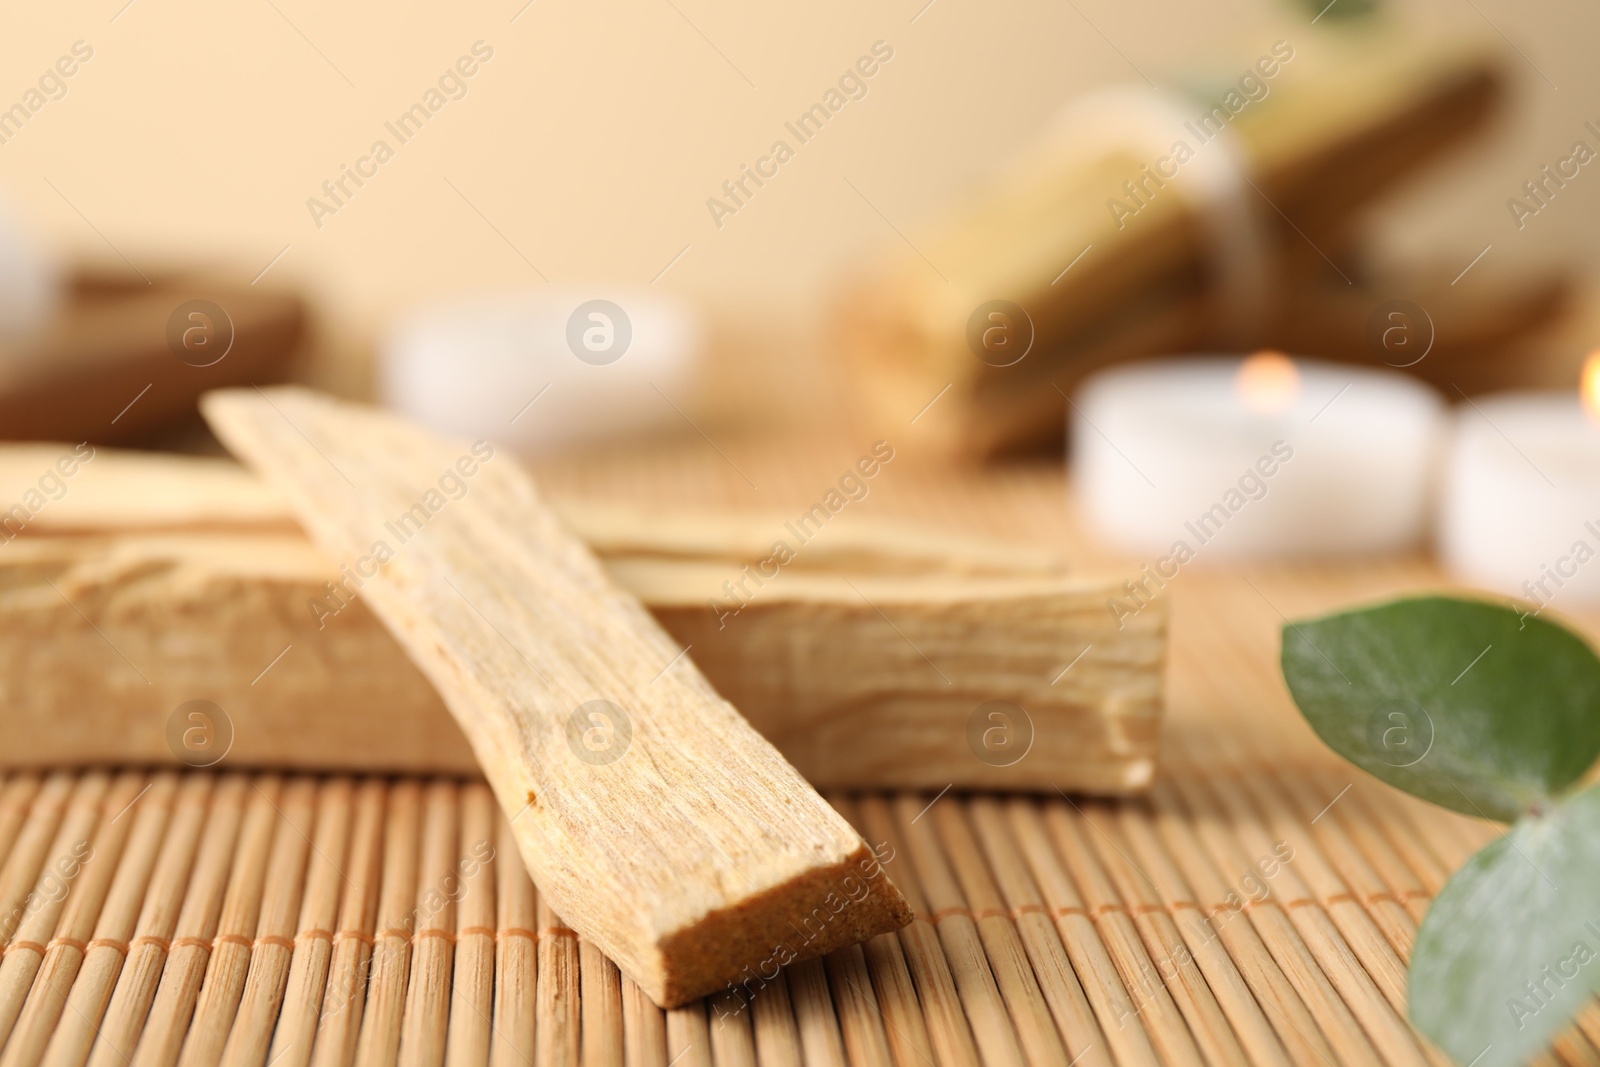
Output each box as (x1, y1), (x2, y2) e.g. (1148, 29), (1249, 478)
(1073, 354), (1445, 560)
(381, 288), (702, 454)
(1440, 357), (1600, 608)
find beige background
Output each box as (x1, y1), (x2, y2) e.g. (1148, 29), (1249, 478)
(2, 0), (1596, 418)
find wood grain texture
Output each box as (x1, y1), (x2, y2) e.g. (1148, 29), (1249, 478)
(199, 387), (912, 1008)
(0, 446), (1164, 793)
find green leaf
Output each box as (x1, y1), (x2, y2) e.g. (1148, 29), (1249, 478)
(1280, 596), (1600, 821)
(1411, 785), (1600, 1067)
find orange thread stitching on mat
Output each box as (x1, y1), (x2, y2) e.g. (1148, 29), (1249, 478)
(255, 935), (295, 951)
(972, 908), (1008, 921)
(3, 940), (45, 956)
(86, 937), (128, 956)
(129, 935), (171, 952)
(1011, 904), (1048, 918)
(214, 934), (252, 950)
(297, 929), (334, 944)
(537, 927), (578, 940)
(496, 927), (539, 942)
(458, 926), (495, 939)
(47, 936), (86, 953)
(171, 937), (213, 951)
(414, 929), (453, 943)
(1051, 905), (1090, 919)
(929, 907), (970, 923)
(332, 930), (374, 947)
(376, 928), (413, 941)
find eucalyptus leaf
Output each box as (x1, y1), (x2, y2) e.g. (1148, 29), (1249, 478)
(1411, 785), (1600, 1067)
(1280, 596), (1600, 821)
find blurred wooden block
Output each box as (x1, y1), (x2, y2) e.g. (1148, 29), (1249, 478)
(0, 270), (305, 445)
(835, 32), (1541, 458)
(0, 445), (1165, 794)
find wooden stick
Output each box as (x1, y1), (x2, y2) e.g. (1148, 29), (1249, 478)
(577, 941), (622, 1067)
(664, 1003), (711, 1067)
(824, 796), (940, 1067)
(1158, 774), (1402, 1066)
(822, 945), (893, 1067)
(960, 799), (1115, 1067)
(535, 897), (579, 1067)
(1110, 797), (1318, 1067)
(81, 774), (224, 1067)
(0, 445), (1163, 795)
(0, 773), (77, 956)
(1031, 800), (1204, 1067)
(888, 795), (1027, 1067)
(398, 781), (458, 1067)
(0, 771), (111, 1047)
(308, 780), (386, 1067)
(201, 387), (912, 1007)
(1271, 771), (1417, 962)
(1306, 769), (1433, 928)
(1064, 798), (1252, 1067)
(1192, 770), (1425, 1066)
(215, 777), (319, 1067)
(444, 783), (497, 1067)
(1001, 800), (1164, 1067)
(832, 35), (1509, 458)
(353, 780), (420, 1067)
(925, 802), (1071, 1067)
(121, 773), (253, 1067)
(785, 958), (848, 1067)
(620, 977), (665, 1067)
(40, 773), (186, 1067)
(705, 992), (755, 1067)
(0, 771), (145, 1064)
(255, 777), (358, 1067)
(166, 776), (286, 1067)
(853, 797), (981, 1067)
(0, 777), (45, 910)
(489, 813), (535, 1067)
(747, 970), (801, 1067)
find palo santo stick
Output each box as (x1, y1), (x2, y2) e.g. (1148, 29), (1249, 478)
(0, 453), (1162, 794)
(834, 34), (1508, 458)
(200, 387), (913, 1008)
(0, 445), (1061, 576)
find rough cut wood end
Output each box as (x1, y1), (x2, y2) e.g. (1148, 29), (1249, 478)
(199, 386), (913, 1007)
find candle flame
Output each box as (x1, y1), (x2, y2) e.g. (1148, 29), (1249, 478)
(1236, 352), (1300, 415)
(1583, 352), (1600, 424)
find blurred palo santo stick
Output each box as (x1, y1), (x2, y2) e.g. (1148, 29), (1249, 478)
(0, 444), (1165, 795)
(835, 31), (1562, 458)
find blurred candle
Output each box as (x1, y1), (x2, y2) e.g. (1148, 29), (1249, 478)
(380, 288), (701, 454)
(1440, 354), (1600, 608)
(1073, 353), (1444, 559)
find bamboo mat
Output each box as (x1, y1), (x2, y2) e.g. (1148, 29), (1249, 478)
(0, 436), (1585, 1067)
